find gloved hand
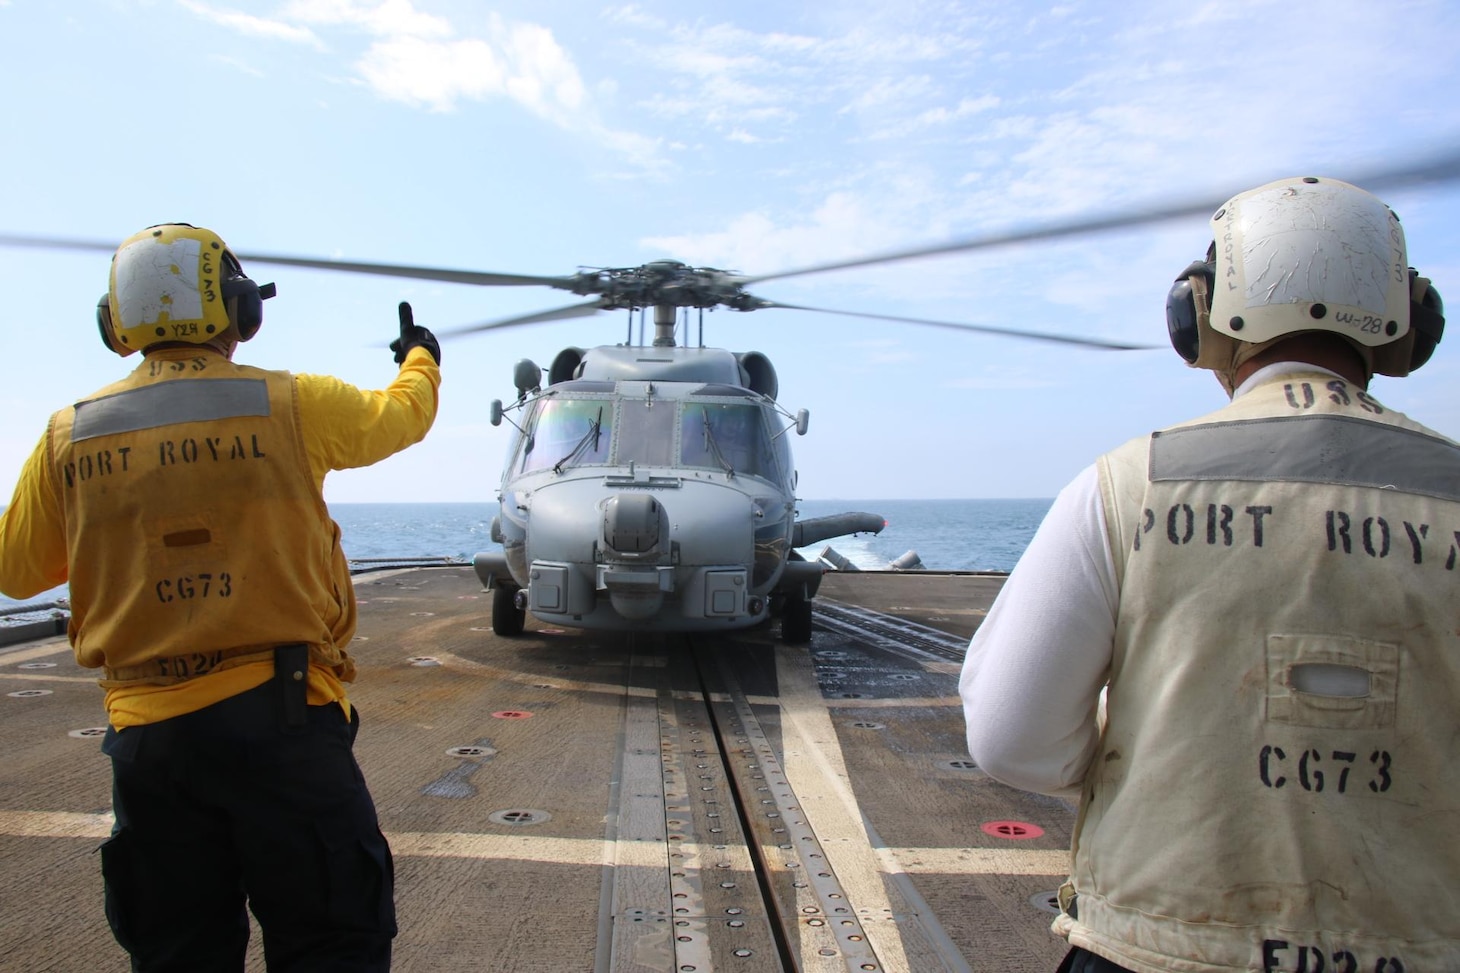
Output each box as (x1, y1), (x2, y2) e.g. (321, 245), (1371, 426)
(389, 301), (441, 365)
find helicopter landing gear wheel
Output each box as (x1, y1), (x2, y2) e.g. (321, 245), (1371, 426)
(781, 595), (813, 644)
(492, 585), (525, 637)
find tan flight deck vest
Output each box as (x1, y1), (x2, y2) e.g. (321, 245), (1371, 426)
(1060, 372), (1460, 973)
(48, 352), (356, 687)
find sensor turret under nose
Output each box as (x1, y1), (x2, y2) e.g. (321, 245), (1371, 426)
(603, 493), (662, 555)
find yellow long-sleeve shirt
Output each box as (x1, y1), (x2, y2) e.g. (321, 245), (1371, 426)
(0, 345), (441, 727)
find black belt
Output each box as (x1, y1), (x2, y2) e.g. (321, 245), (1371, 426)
(273, 644), (309, 730)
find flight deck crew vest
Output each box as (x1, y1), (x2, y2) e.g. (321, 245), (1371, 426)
(1057, 372), (1460, 973)
(48, 351), (356, 687)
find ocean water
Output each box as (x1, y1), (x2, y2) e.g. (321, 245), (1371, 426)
(0, 498), (1050, 612)
(328, 498), (1052, 573)
(788, 498), (1050, 573)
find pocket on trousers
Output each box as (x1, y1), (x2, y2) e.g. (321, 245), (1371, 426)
(99, 829), (141, 955)
(321, 826), (398, 936)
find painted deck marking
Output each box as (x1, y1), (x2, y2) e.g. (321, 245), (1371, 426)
(0, 811), (1071, 876)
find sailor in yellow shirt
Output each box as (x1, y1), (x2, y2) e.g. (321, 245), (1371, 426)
(0, 223), (442, 972)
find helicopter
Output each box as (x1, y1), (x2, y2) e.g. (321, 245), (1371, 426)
(473, 305), (875, 643)
(4, 149), (1457, 641)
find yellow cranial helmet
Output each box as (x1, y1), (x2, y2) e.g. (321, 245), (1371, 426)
(99, 223), (269, 356)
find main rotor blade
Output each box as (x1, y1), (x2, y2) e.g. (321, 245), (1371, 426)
(0, 234), (116, 256)
(743, 146), (1460, 286)
(760, 300), (1156, 350)
(232, 254), (581, 289)
(0, 234), (581, 289)
(434, 300), (606, 338)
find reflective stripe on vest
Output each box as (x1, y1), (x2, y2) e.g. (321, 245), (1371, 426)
(1150, 414), (1460, 501)
(72, 378), (270, 442)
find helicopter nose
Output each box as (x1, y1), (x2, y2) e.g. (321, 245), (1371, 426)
(598, 492), (670, 620)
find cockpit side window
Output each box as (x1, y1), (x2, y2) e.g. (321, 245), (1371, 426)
(520, 397), (613, 473)
(771, 418), (794, 486)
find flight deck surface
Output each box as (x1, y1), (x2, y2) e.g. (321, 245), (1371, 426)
(0, 568), (1075, 972)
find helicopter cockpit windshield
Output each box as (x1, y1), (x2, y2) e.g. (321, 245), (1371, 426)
(515, 386), (788, 485)
(519, 396), (612, 473)
(680, 402), (777, 481)
(613, 395), (677, 467)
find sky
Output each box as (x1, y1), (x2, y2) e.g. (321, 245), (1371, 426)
(2, 0), (1460, 504)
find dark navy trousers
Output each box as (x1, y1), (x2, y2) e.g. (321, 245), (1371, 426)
(100, 680), (396, 972)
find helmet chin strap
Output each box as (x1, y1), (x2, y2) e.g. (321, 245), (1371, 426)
(1220, 334), (1373, 395)
(200, 326), (240, 358)
(1183, 271), (1243, 394)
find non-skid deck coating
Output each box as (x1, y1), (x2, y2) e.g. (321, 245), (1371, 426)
(0, 569), (1076, 972)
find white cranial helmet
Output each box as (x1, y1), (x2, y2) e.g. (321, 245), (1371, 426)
(1208, 176), (1410, 349)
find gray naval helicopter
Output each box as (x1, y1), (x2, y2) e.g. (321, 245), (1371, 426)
(475, 295), (870, 643)
(6, 149), (1456, 641)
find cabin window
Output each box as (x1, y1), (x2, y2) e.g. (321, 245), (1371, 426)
(520, 397), (613, 473)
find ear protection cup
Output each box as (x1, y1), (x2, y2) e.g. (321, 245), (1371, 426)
(96, 293), (128, 355)
(222, 274), (263, 341)
(1165, 259), (1213, 363)
(217, 249), (273, 342)
(1408, 270), (1444, 371)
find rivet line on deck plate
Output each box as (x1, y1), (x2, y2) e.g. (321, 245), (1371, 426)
(712, 654), (883, 973)
(813, 601), (968, 664)
(658, 693), (715, 971)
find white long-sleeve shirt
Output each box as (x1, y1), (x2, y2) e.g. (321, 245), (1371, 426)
(958, 363), (1343, 800)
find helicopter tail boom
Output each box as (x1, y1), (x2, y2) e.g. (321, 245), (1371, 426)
(792, 512), (887, 549)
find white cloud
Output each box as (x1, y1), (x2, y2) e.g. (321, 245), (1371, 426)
(607, 10), (1005, 156)
(211, 53), (266, 77)
(176, 0), (655, 165)
(643, 192), (897, 276)
(601, 4), (664, 31)
(356, 35), (504, 112)
(178, 0), (325, 48)
(336, 11), (593, 122)
(843, 75), (938, 113)
(497, 19), (586, 119)
(618, 0), (1460, 315)
(279, 0), (451, 38)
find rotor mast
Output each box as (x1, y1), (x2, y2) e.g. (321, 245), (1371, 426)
(652, 303), (678, 347)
